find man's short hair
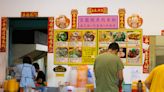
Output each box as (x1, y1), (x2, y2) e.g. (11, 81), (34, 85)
(108, 42), (120, 52)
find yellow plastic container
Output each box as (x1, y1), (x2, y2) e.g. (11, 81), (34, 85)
(4, 79), (19, 92)
(131, 81), (146, 92)
(86, 84), (94, 92)
(4, 80), (8, 91)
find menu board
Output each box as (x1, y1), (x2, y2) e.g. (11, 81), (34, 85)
(54, 30), (97, 64)
(54, 29), (142, 65)
(98, 29), (142, 65)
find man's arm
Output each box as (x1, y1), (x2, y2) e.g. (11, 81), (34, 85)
(118, 69), (123, 87)
(117, 58), (124, 87)
(93, 62), (95, 72)
(93, 59), (97, 79)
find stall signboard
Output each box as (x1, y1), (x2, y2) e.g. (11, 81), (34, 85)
(21, 12), (38, 17)
(98, 29), (142, 65)
(78, 16), (118, 29)
(54, 65), (66, 77)
(53, 65), (67, 72)
(54, 29), (97, 65)
(87, 7), (108, 14)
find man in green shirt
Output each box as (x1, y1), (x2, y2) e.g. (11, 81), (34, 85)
(94, 42), (124, 92)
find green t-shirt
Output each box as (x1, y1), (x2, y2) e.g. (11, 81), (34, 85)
(94, 53), (124, 92)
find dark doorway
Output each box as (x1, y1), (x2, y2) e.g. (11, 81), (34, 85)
(8, 17), (48, 72)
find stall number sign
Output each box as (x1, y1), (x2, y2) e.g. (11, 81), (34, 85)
(53, 65), (67, 72)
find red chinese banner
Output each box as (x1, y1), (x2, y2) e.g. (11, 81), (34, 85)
(48, 17), (54, 53)
(143, 36), (150, 73)
(87, 7), (108, 14)
(0, 17), (7, 52)
(21, 12), (38, 17)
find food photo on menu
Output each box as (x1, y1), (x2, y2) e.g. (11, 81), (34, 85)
(69, 47), (82, 63)
(56, 31), (68, 41)
(69, 47), (82, 58)
(56, 47), (68, 58)
(83, 31), (95, 41)
(127, 31), (141, 47)
(127, 48), (140, 64)
(113, 32), (126, 42)
(69, 31), (82, 41)
(99, 31), (113, 42)
(118, 47), (126, 58)
(98, 47), (108, 54)
(127, 31), (141, 41)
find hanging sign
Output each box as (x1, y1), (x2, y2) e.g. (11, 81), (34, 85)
(21, 12), (38, 17)
(53, 65), (67, 72)
(78, 16), (118, 29)
(87, 7), (108, 14)
(54, 65), (66, 77)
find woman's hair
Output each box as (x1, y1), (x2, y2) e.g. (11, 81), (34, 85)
(33, 63), (40, 70)
(23, 56), (32, 64)
(108, 42), (120, 52)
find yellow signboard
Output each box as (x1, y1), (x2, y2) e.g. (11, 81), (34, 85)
(54, 30), (97, 65)
(54, 29), (142, 65)
(98, 29), (142, 65)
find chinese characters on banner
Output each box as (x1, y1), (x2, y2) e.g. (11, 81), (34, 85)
(0, 17), (7, 52)
(143, 36), (150, 73)
(87, 7), (108, 14)
(54, 30), (97, 64)
(21, 12), (38, 17)
(48, 17), (54, 53)
(78, 16), (118, 29)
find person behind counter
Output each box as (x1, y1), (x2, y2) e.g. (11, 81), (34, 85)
(33, 63), (47, 92)
(145, 64), (164, 92)
(94, 42), (124, 92)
